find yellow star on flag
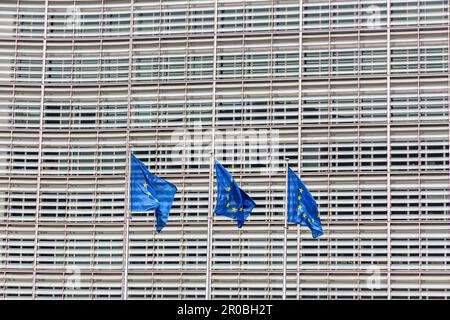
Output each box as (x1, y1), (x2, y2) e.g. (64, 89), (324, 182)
(302, 213), (307, 218)
(143, 182), (148, 188)
(231, 207), (237, 213)
(226, 186), (231, 192)
(299, 188), (303, 193)
(297, 205), (303, 210)
(298, 195), (302, 200)
(147, 191), (152, 196)
(226, 203), (230, 207)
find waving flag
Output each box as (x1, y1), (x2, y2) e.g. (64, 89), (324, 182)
(287, 167), (323, 238)
(214, 161), (256, 228)
(130, 154), (177, 232)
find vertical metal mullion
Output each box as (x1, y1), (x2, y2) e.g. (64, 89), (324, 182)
(297, 0), (303, 299)
(448, 24), (450, 235)
(265, 50), (273, 298)
(150, 1), (162, 294)
(326, 0), (331, 299)
(121, 0), (135, 300)
(386, 0), (392, 300)
(416, 25), (422, 299)
(91, 4), (104, 277)
(62, 96), (73, 299)
(3, 0), (21, 297)
(205, 0), (218, 300)
(62, 206), (69, 298)
(418, 87), (422, 299)
(179, 41), (189, 298)
(178, 2), (190, 299)
(96, 0), (105, 131)
(2, 127), (13, 299)
(267, 6), (279, 299)
(90, 216), (96, 298)
(62, 14), (77, 298)
(31, 0), (49, 300)
(282, 158), (289, 300)
(92, 4), (105, 274)
(87, 0), (106, 300)
(356, 19), (362, 299)
(237, 24), (245, 299)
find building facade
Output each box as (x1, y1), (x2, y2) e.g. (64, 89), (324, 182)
(0, 0), (449, 299)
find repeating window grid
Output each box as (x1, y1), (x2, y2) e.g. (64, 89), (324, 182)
(2, 1), (448, 298)
(1, 80), (448, 131)
(1, 35), (450, 85)
(0, 1), (449, 39)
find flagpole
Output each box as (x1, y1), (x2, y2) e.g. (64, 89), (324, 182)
(205, 151), (214, 299)
(122, 151), (131, 300)
(282, 158), (289, 300)
(206, 0), (218, 300)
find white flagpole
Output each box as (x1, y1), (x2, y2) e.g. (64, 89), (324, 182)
(282, 158), (289, 300)
(205, 152), (214, 299)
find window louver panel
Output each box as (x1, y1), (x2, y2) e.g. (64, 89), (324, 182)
(0, 0), (448, 300)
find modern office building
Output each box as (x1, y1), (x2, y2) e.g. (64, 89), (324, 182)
(0, 0), (449, 299)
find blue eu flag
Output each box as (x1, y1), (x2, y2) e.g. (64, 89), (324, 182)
(287, 167), (323, 238)
(130, 154), (177, 232)
(214, 161), (256, 228)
